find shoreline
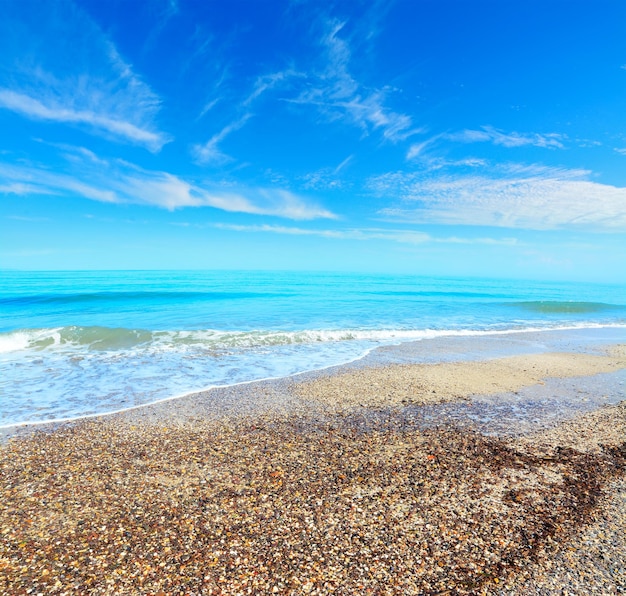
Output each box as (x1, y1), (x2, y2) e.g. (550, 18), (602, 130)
(1, 331), (625, 593)
(2, 325), (625, 439)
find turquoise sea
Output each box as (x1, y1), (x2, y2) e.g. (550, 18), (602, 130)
(1, 270), (625, 427)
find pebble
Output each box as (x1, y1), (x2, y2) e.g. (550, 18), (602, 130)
(1, 348), (624, 594)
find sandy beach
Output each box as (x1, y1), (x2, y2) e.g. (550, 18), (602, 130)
(1, 336), (625, 594)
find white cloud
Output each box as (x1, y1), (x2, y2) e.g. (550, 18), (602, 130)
(301, 155), (354, 190)
(0, 162), (118, 203)
(189, 17), (420, 165)
(447, 126), (566, 149)
(193, 114), (252, 164)
(406, 137), (440, 160)
(0, 3), (168, 151)
(0, 150), (336, 220)
(405, 135), (487, 170)
(197, 98), (220, 120)
(369, 165), (626, 231)
(302, 171), (344, 191)
(289, 19), (421, 142)
(0, 182), (54, 196)
(0, 90), (166, 151)
(32, 139), (111, 166)
(215, 223), (353, 238)
(614, 148), (626, 155)
(213, 223), (517, 246)
(193, 69), (305, 163)
(193, 68), (306, 164)
(244, 70), (303, 106)
(334, 155), (354, 173)
(215, 223), (433, 243)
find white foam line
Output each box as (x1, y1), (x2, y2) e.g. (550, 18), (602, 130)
(2, 323), (624, 430)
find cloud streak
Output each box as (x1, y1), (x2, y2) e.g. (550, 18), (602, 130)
(0, 149), (336, 220)
(446, 126), (566, 149)
(301, 155), (354, 190)
(0, 90), (165, 150)
(369, 165), (626, 231)
(0, 2), (168, 151)
(288, 19), (421, 142)
(192, 69), (302, 164)
(213, 223), (518, 246)
(192, 114), (253, 164)
(190, 15), (421, 166)
(406, 127), (566, 162)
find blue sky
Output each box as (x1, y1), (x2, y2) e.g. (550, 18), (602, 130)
(1, 0), (625, 281)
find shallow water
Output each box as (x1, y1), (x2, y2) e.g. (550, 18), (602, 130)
(331, 369), (625, 441)
(2, 271), (625, 426)
(417, 370), (625, 436)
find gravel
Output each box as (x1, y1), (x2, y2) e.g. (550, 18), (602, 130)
(1, 346), (624, 594)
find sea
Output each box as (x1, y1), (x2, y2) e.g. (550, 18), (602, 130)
(1, 270), (625, 428)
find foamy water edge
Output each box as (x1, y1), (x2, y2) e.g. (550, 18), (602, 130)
(2, 323), (624, 430)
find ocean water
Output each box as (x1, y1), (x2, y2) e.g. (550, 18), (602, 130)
(1, 270), (625, 427)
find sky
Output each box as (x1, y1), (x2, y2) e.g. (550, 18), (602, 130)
(0, 0), (625, 282)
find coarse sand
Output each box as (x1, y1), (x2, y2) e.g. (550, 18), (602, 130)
(292, 347), (625, 411)
(1, 345), (624, 594)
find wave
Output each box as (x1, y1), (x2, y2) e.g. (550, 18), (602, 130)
(509, 301), (625, 314)
(0, 327), (152, 353)
(0, 326), (427, 353)
(363, 290), (510, 299)
(2, 321), (625, 355)
(0, 290), (280, 307)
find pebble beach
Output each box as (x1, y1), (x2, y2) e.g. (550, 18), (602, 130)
(1, 340), (625, 594)
(3, 1), (626, 592)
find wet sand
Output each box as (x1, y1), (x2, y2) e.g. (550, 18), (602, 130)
(291, 346), (625, 411)
(1, 335), (625, 594)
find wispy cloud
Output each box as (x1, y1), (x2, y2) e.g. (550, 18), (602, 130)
(213, 223), (518, 246)
(192, 114), (252, 164)
(301, 171), (345, 191)
(334, 155), (354, 173)
(406, 136), (442, 160)
(215, 223), (356, 238)
(0, 90), (166, 150)
(142, 0), (180, 54)
(215, 223), (433, 243)
(447, 126), (566, 149)
(369, 164), (626, 231)
(0, 181), (55, 196)
(0, 2), (168, 151)
(0, 162), (118, 203)
(193, 69), (306, 163)
(191, 16), (420, 166)
(5, 215), (50, 222)
(197, 97), (221, 120)
(0, 148), (336, 220)
(405, 126), (564, 165)
(301, 155), (354, 190)
(289, 19), (421, 142)
(244, 70), (302, 106)
(405, 136), (487, 170)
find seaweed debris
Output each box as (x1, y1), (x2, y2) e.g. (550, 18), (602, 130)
(1, 411), (624, 594)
